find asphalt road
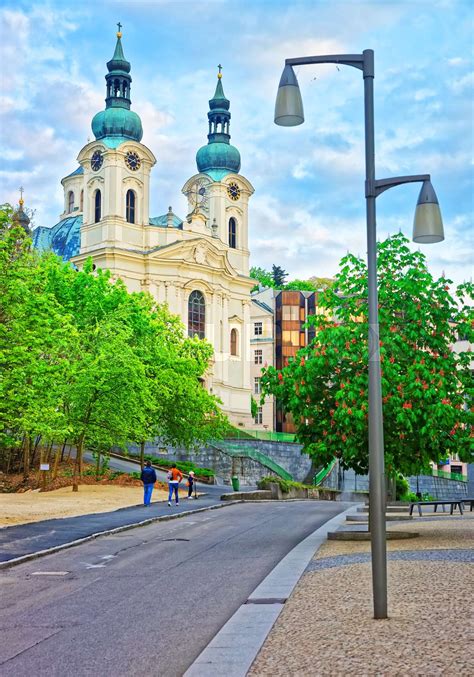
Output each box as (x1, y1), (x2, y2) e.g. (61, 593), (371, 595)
(0, 500), (348, 677)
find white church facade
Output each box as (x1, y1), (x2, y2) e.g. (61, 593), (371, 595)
(33, 30), (255, 426)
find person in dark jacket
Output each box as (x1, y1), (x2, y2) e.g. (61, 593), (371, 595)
(141, 460), (157, 506)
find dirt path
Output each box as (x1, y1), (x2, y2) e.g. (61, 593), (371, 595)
(0, 485), (169, 527)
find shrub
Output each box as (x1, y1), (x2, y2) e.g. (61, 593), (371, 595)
(395, 473), (410, 500)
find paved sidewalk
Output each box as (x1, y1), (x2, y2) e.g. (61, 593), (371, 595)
(0, 486), (233, 565)
(249, 511), (473, 676)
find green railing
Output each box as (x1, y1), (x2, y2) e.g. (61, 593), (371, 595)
(313, 458), (337, 486)
(228, 429), (297, 443)
(432, 469), (467, 482)
(214, 441), (293, 480)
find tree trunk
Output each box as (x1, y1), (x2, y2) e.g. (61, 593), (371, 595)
(140, 441), (145, 470)
(23, 436), (31, 481)
(95, 450), (101, 479)
(72, 436), (84, 492)
(52, 443), (62, 481)
(46, 441), (54, 464)
(60, 439), (68, 463)
(31, 434), (42, 467)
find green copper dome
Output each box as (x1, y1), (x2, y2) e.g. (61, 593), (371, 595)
(91, 29), (143, 144)
(92, 107), (143, 142)
(196, 68), (241, 176)
(197, 142), (240, 174)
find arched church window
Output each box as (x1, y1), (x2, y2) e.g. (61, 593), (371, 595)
(80, 190), (84, 212)
(229, 217), (237, 249)
(94, 189), (101, 223)
(67, 191), (74, 213)
(126, 190), (136, 224)
(114, 79), (120, 96)
(188, 290), (205, 340)
(230, 328), (238, 356)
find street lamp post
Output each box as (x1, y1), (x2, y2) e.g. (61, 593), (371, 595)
(275, 49), (444, 619)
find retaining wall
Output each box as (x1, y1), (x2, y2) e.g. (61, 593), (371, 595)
(127, 441), (283, 486)
(221, 439), (312, 482)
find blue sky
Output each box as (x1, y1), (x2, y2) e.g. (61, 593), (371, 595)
(1, 0), (472, 285)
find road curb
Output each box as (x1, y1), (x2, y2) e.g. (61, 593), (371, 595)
(184, 503), (361, 677)
(0, 500), (243, 571)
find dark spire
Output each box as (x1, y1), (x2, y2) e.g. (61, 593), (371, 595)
(105, 25), (132, 110)
(13, 187), (31, 234)
(207, 65), (231, 144)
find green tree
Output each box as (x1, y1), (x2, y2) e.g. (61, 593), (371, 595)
(272, 264), (288, 287)
(0, 209), (74, 476)
(284, 279), (317, 291)
(250, 266), (275, 292)
(261, 234), (473, 477)
(1, 202), (229, 484)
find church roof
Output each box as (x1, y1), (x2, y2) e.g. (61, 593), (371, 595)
(32, 212), (184, 262)
(33, 215), (82, 261)
(62, 166), (84, 182)
(149, 213), (183, 229)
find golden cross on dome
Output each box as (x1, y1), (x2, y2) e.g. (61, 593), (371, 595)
(116, 21), (122, 38)
(18, 185), (24, 206)
(217, 64), (222, 79)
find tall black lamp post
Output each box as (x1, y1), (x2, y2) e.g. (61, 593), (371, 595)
(274, 50), (444, 619)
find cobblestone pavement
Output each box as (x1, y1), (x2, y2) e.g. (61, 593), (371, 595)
(249, 511), (474, 676)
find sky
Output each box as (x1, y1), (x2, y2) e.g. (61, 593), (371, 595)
(1, 0), (472, 286)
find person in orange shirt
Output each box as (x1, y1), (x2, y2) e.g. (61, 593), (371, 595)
(167, 463), (183, 506)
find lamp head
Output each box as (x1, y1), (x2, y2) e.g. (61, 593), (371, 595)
(412, 180), (444, 244)
(274, 64), (304, 126)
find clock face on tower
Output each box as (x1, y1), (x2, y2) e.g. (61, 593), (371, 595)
(91, 150), (103, 171)
(125, 151), (141, 171)
(187, 177), (209, 212)
(227, 182), (241, 201)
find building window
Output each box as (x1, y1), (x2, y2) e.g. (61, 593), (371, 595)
(80, 190), (84, 212)
(254, 377), (261, 395)
(230, 328), (238, 356)
(67, 191), (74, 213)
(254, 406), (263, 425)
(188, 290), (205, 339)
(254, 322), (263, 336)
(228, 217), (237, 249)
(254, 349), (263, 365)
(126, 189), (136, 224)
(94, 189), (101, 223)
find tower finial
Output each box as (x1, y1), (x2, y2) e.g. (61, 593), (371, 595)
(19, 185), (24, 207)
(117, 21), (122, 38)
(217, 64), (222, 79)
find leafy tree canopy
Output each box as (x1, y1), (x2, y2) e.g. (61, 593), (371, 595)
(261, 234), (473, 477)
(0, 205), (229, 478)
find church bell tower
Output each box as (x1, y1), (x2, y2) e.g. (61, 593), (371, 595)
(76, 26), (156, 256)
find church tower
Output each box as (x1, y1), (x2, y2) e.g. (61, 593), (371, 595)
(76, 26), (156, 256)
(182, 67), (253, 277)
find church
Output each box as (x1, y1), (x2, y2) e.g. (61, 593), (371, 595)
(33, 28), (255, 426)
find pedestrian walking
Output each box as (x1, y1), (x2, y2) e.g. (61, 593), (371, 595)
(141, 460), (157, 506)
(187, 471), (195, 499)
(167, 463), (183, 506)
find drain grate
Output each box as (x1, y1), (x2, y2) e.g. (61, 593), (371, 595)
(245, 598), (287, 605)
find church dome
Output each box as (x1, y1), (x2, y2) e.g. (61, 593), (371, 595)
(92, 107), (143, 142)
(196, 142), (241, 174)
